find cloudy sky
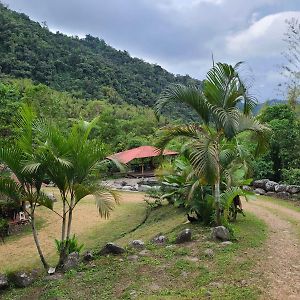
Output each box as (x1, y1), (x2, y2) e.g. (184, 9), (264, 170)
(4, 0), (300, 101)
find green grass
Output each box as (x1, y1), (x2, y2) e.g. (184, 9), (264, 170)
(1, 207), (268, 300)
(259, 195), (300, 213)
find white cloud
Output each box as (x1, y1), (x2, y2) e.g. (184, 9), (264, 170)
(226, 11), (300, 58)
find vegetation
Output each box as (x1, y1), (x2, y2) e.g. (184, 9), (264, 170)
(155, 62), (269, 225)
(253, 104), (300, 183)
(2, 204), (268, 300)
(0, 3), (198, 109)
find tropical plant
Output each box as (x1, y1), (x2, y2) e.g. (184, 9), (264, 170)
(33, 118), (119, 268)
(155, 62), (270, 225)
(55, 234), (84, 256)
(0, 104), (54, 270)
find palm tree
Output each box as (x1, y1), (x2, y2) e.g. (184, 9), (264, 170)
(0, 104), (53, 270)
(155, 62), (270, 225)
(34, 118), (119, 267)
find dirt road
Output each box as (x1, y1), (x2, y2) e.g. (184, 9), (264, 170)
(244, 198), (300, 299)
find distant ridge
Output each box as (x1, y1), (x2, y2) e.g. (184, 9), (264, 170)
(0, 3), (200, 107)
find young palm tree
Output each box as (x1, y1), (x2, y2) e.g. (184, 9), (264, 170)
(35, 118), (119, 267)
(155, 62), (270, 225)
(0, 104), (53, 270)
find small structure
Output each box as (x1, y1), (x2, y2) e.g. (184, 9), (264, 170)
(107, 145), (177, 177)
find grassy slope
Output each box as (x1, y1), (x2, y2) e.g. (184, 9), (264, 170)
(2, 205), (267, 300)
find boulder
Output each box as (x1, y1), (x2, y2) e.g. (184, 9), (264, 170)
(0, 273), (8, 290)
(130, 240), (145, 250)
(265, 181), (278, 192)
(82, 250), (94, 262)
(122, 185), (136, 191)
(47, 267), (56, 275)
(211, 226), (230, 241)
(138, 178), (158, 186)
(274, 184), (287, 193)
(9, 271), (34, 288)
(152, 234), (168, 245)
(254, 188), (266, 195)
(287, 185), (300, 194)
(138, 185), (152, 192)
(266, 191), (276, 197)
(253, 179), (269, 189)
(98, 243), (125, 255)
(276, 191), (290, 199)
(175, 229), (192, 244)
(63, 252), (80, 272)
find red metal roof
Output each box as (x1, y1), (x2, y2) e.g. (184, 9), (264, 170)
(107, 146), (178, 164)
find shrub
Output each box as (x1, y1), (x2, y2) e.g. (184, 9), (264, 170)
(282, 168), (300, 185)
(55, 235), (84, 255)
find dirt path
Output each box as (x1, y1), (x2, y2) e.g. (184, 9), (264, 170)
(0, 189), (145, 272)
(244, 198), (300, 299)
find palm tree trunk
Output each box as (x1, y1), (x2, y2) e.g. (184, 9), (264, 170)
(31, 213), (49, 270)
(214, 180), (221, 226)
(57, 196), (67, 268)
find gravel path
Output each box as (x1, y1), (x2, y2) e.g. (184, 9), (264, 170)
(244, 198), (300, 299)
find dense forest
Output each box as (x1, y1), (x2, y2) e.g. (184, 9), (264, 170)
(0, 2), (199, 107)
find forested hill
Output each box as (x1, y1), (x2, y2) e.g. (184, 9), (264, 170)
(0, 3), (199, 106)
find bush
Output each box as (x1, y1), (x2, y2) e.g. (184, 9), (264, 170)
(282, 168), (300, 185)
(55, 234), (84, 255)
(0, 218), (9, 240)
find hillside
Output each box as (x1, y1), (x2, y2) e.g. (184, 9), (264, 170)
(0, 3), (199, 107)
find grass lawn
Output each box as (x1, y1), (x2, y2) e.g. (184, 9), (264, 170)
(0, 189), (147, 272)
(2, 204), (268, 300)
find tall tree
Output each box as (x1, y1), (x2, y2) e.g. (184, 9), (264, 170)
(155, 62), (269, 225)
(0, 104), (53, 270)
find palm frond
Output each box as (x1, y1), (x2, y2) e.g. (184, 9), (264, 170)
(0, 177), (22, 202)
(155, 84), (210, 123)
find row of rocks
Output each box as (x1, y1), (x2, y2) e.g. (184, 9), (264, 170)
(251, 179), (300, 200)
(101, 177), (160, 192)
(0, 226), (231, 291)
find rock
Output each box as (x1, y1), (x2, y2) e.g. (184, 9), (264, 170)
(265, 181), (278, 192)
(130, 240), (145, 250)
(220, 241), (233, 246)
(138, 178), (158, 186)
(0, 273), (8, 290)
(47, 267), (56, 275)
(204, 249), (214, 258)
(242, 185), (252, 191)
(46, 192), (57, 202)
(152, 234), (168, 245)
(122, 185), (136, 191)
(120, 181), (127, 186)
(138, 185), (152, 192)
(82, 250), (94, 262)
(277, 191), (290, 199)
(211, 226), (230, 241)
(9, 271), (34, 288)
(253, 179), (269, 189)
(181, 271), (188, 278)
(175, 229), (192, 244)
(138, 249), (151, 257)
(98, 243), (125, 255)
(275, 184), (287, 192)
(63, 252), (80, 272)
(287, 185), (300, 194)
(254, 188), (266, 195)
(266, 191), (276, 197)
(128, 255), (139, 261)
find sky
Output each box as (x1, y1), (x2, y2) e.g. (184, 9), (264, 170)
(4, 0), (300, 101)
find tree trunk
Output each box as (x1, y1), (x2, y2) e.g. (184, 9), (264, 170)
(31, 214), (49, 270)
(57, 197), (67, 268)
(214, 180), (221, 226)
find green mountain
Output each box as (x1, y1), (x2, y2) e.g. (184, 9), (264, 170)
(0, 3), (199, 106)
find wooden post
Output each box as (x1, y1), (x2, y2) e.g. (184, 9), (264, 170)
(141, 159), (144, 177)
